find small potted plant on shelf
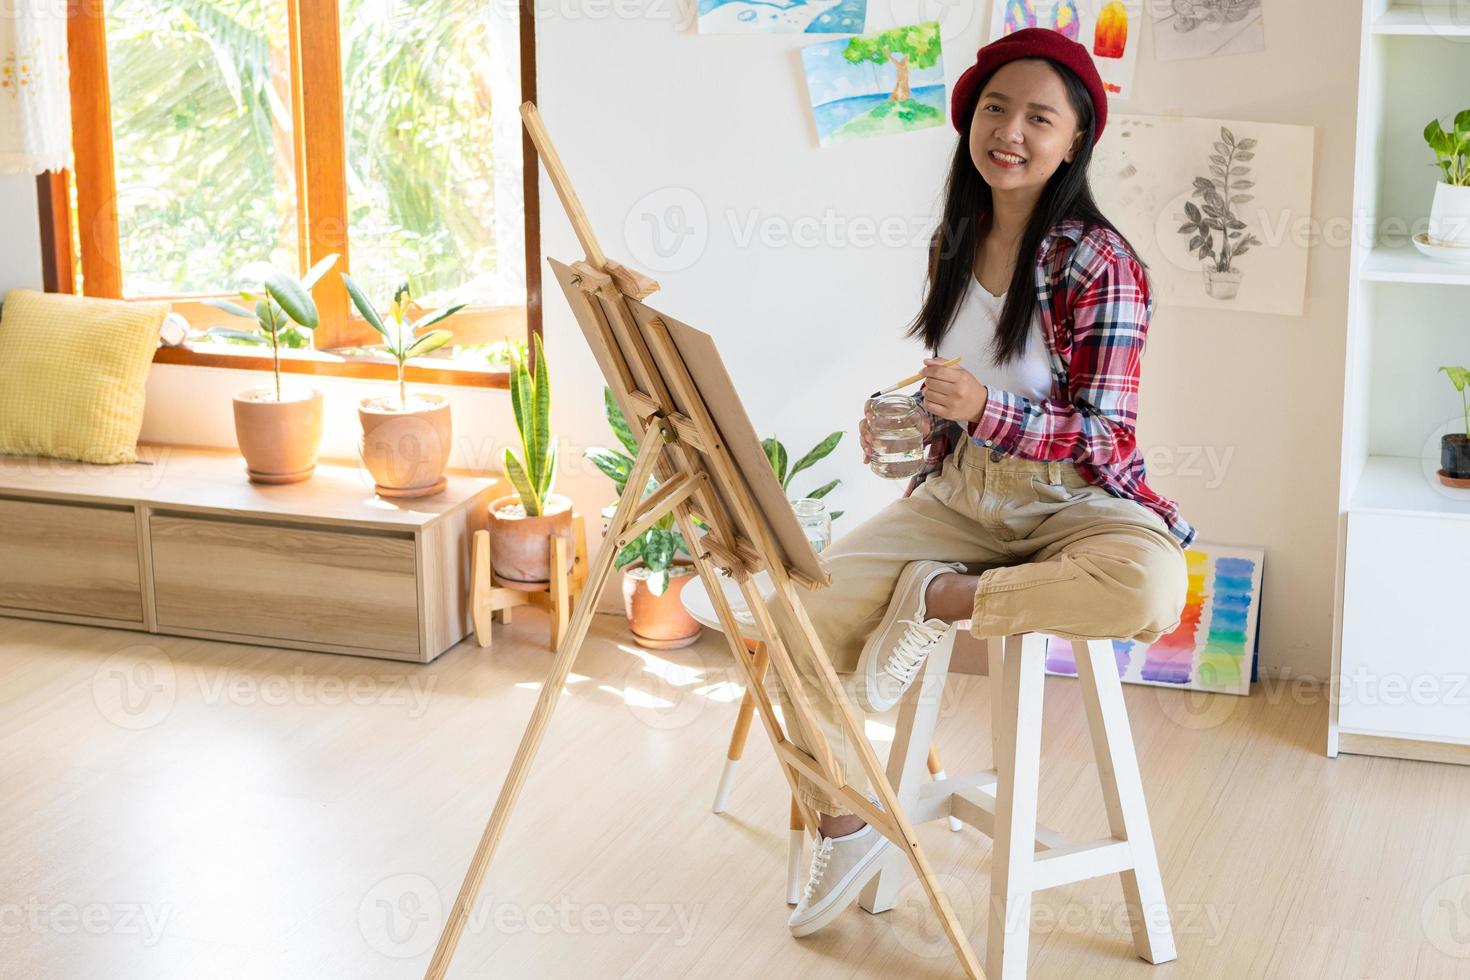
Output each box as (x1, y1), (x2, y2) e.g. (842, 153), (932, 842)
(208, 254), (338, 484)
(1422, 111), (1470, 255)
(1439, 365), (1470, 487)
(488, 333), (577, 585)
(585, 387), (703, 649)
(341, 275), (463, 498)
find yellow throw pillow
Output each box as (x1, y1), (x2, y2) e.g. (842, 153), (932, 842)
(0, 289), (169, 464)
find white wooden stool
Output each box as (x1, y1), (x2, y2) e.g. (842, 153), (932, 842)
(863, 629), (1178, 979)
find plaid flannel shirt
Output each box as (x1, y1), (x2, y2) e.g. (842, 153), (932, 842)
(904, 218), (1197, 550)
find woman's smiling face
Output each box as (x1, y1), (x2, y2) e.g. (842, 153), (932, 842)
(969, 59), (1085, 193)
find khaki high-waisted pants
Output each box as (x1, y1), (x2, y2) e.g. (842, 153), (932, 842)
(766, 434), (1189, 816)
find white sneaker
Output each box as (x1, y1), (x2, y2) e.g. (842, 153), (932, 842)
(788, 813), (894, 937)
(857, 560), (966, 712)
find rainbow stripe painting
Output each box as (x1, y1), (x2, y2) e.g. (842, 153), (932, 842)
(1042, 541), (1265, 695)
(987, 0), (1141, 99)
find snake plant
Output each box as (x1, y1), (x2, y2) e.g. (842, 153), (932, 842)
(504, 333), (557, 516)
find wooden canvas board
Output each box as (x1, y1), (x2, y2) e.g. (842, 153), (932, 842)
(624, 298), (832, 590)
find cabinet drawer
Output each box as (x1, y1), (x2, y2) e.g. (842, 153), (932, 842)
(1340, 511), (1470, 742)
(150, 514), (420, 655)
(0, 497), (142, 622)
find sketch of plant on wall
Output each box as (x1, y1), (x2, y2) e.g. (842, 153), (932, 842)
(1177, 126), (1263, 300)
(1169, 0), (1262, 33)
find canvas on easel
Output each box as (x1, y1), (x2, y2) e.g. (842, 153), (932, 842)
(421, 101), (987, 980)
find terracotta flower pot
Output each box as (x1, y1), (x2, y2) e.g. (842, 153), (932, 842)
(622, 559), (702, 649)
(487, 493), (576, 585)
(232, 386), (324, 484)
(358, 393), (452, 498)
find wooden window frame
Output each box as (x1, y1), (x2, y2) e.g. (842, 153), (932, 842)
(40, 0), (542, 391)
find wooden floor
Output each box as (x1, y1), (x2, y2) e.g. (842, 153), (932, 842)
(2, 610), (1468, 979)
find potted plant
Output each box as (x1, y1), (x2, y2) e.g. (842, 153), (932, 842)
(1440, 366), (1470, 487)
(1424, 111), (1470, 248)
(208, 254), (338, 483)
(488, 333), (576, 585)
(585, 390), (848, 649)
(1178, 126), (1263, 300)
(341, 276), (463, 498)
(585, 388), (703, 649)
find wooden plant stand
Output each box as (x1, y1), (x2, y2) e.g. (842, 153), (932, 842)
(470, 516), (589, 650)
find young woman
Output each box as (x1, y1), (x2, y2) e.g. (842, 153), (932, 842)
(771, 28), (1196, 938)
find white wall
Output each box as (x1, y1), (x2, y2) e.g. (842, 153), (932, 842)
(0, 3), (1360, 680)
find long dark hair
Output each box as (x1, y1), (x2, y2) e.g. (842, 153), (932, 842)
(905, 57), (1147, 365)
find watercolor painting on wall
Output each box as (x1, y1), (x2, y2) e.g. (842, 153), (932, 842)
(1150, 0), (1266, 62)
(987, 0), (1140, 100)
(698, 0), (866, 33)
(1092, 113), (1314, 316)
(1042, 541), (1265, 696)
(801, 22), (946, 148)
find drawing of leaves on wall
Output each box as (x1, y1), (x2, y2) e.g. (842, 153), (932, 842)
(1177, 126), (1264, 297)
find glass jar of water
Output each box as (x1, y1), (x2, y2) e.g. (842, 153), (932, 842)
(865, 393), (926, 479)
(792, 498), (831, 553)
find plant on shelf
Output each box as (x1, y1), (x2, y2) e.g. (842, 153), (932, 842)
(1439, 365), (1470, 485)
(1424, 111), (1470, 251)
(341, 275), (465, 498)
(207, 254), (338, 484)
(1178, 126), (1262, 301)
(488, 333), (577, 584)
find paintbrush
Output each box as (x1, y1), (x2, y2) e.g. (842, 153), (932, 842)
(870, 355), (962, 398)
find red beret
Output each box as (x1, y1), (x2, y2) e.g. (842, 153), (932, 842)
(950, 27), (1108, 143)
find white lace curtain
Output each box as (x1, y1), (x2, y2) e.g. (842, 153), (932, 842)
(0, 0), (70, 175)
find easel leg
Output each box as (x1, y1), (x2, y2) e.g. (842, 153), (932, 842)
(713, 641), (767, 814)
(1073, 639), (1177, 965)
(987, 633), (1045, 980)
(424, 423), (667, 980)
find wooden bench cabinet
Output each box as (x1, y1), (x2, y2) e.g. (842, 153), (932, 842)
(0, 446), (501, 662)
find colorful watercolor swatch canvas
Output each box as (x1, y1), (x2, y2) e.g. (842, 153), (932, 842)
(801, 22), (946, 148)
(1041, 541), (1265, 695)
(987, 0), (1141, 100)
(698, 0), (866, 33)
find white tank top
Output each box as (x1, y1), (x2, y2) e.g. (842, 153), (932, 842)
(935, 278), (1054, 404)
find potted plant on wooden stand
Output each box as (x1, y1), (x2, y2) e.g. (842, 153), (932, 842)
(488, 333), (577, 585)
(341, 276), (463, 498)
(585, 388), (703, 649)
(1439, 365), (1470, 488)
(208, 254), (338, 483)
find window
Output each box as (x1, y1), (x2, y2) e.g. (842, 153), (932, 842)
(42, 0), (539, 387)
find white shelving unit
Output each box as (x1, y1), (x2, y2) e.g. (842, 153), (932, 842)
(1330, 1), (1470, 764)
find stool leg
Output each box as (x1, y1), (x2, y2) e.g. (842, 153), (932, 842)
(1073, 639), (1177, 965)
(927, 745), (963, 832)
(987, 633), (1046, 980)
(786, 797), (805, 906)
(860, 624), (958, 915)
(986, 636), (1005, 775)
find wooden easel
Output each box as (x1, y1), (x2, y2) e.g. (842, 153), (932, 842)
(469, 517), (589, 650)
(423, 102), (986, 980)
